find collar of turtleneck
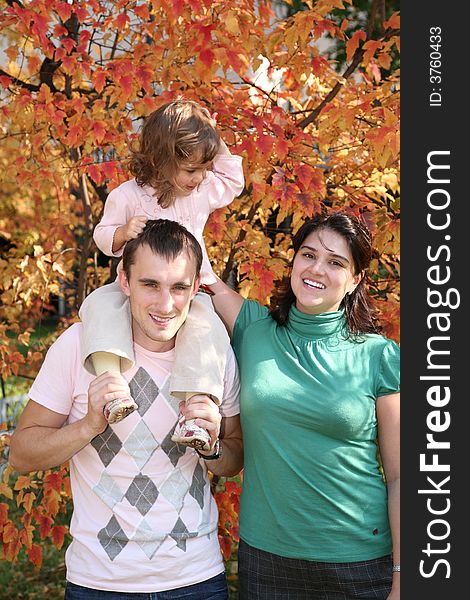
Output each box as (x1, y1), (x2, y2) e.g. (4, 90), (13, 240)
(286, 304), (347, 340)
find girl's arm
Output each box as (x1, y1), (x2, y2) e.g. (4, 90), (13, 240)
(93, 183), (141, 257)
(111, 215), (148, 253)
(376, 392), (400, 600)
(208, 277), (245, 336)
(216, 138), (231, 156)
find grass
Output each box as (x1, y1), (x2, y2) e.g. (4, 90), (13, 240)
(0, 543), (67, 600)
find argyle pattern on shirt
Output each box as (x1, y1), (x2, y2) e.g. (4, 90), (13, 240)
(89, 366), (210, 561)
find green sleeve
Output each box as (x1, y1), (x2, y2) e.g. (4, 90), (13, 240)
(376, 339), (400, 397)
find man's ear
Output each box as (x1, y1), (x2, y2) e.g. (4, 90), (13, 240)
(191, 275), (201, 300)
(118, 266), (131, 298)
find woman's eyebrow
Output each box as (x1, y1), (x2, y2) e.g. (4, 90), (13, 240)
(300, 244), (350, 264)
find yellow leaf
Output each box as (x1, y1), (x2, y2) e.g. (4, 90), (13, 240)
(224, 12), (240, 35)
(0, 482), (13, 500)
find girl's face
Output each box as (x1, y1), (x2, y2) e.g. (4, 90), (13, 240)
(173, 158), (212, 196)
(290, 228), (363, 315)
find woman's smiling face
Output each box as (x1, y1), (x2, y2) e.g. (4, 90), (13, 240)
(290, 227), (362, 316)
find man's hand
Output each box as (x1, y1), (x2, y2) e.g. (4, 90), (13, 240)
(86, 372), (132, 436)
(179, 394), (221, 451)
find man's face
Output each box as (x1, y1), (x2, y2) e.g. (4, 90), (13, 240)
(118, 244), (200, 352)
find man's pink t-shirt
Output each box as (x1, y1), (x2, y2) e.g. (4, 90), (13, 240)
(28, 323), (240, 592)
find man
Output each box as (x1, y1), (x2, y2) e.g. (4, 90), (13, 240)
(9, 219), (243, 599)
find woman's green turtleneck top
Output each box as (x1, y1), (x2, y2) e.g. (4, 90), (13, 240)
(232, 300), (400, 562)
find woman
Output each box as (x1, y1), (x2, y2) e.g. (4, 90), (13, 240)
(209, 212), (400, 599)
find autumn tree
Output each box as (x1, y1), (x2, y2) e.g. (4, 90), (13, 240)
(0, 0), (399, 568)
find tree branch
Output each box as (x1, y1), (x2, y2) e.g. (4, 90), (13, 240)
(297, 25), (399, 130)
(76, 173), (94, 308)
(0, 68), (40, 92)
(221, 198), (263, 282)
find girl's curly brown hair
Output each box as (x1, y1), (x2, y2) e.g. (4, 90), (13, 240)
(129, 99), (220, 208)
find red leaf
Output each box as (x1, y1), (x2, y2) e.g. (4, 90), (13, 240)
(61, 55), (77, 75)
(257, 134), (274, 155)
(92, 120), (106, 144)
(92, 69), (107, 93)
(206, 209), (226, 243)
(274, 137), (288, 161)
(37, 514), (53, 540)
(31, 14), (50, 43)
(0, 502), (9, 530)
(136, 66), (153, 92)
(52, 524), (67, 549)
(55, 2), (73, 22)
(87, 163), (105, 186)
(62, 38), (76, 53)
(134, 4), (150, 20)
(74, 6), (89, 22)
(119, 75), (134, 98)
(0, 75), (12, 88)
(64, 125), (82, 147)
(199, 49), (214, 69)
(218, 533), (233, 561)
(116, 13), (130, 30)
(295, 164), (315, 189)
(101, 161), (118, 180)
(26, 543), (43, 568)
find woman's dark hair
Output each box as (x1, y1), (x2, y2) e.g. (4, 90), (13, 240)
(269, 212), (378, 335)
(129, 99), (220, 208)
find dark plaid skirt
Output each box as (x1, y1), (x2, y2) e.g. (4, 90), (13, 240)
(238, 539), (393, 600)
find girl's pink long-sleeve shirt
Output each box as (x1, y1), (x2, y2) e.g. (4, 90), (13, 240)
(94, 154), (244, 284)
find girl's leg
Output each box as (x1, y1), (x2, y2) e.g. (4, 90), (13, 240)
(79, 281), (137, 424)
(170, 293), (229, 450)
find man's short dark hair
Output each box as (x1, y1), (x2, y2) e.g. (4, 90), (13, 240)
(122, 219), (203, 279)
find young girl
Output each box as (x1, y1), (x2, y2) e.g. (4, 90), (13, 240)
(79, 99), (244, 450)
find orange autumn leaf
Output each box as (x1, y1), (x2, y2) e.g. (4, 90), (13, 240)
(346, 30), (366, 62)
(0, 503), (9, 529)
(92, 120), (107, 144)
(44, 470), (63, 493)
(55, 2), (74, 22)
(115, 12), (130, 30)
(2, 521), (18, 544)
(218, 534), (232, 561)
(20, 522), (35, 548)
(27, 543), (43, 568)
(37, 514), (54, 540)
(22, 491), (36, 513)
(42, 488), (61, 517)
(13, 475), (32, 491)
(384, 12), (400, 30)
(51, 524), (68, 549)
